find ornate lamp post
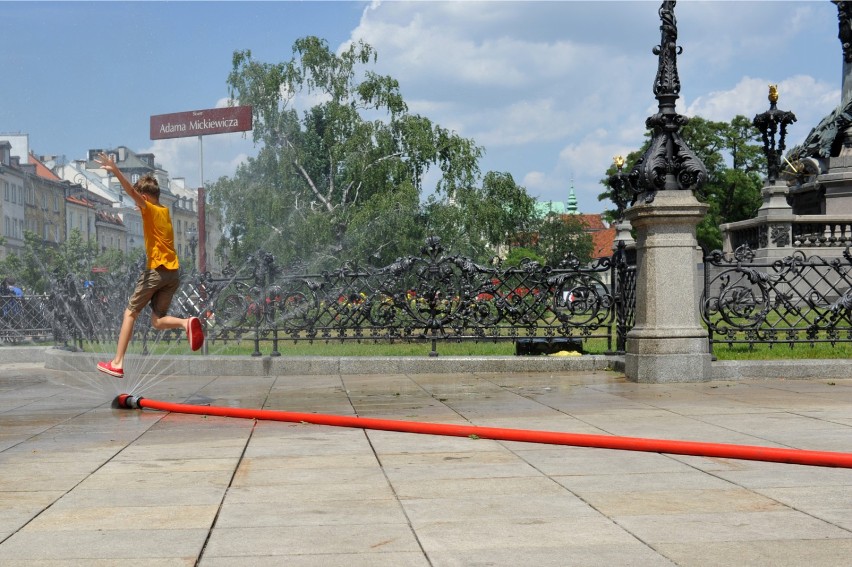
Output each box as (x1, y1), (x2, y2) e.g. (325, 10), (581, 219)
(622, 1), (712, 383)
(73, 172), (94, 242)
(607, 155), (637, 251)
(607, 156), (634, 219)
(748, 86), (796, 255)
(186, 226), (198, 271)
(753, 86), (797, 185)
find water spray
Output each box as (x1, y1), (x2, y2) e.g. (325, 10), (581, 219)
(114, 394), (852, 469)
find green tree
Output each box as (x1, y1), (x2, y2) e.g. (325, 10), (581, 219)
(477, 171), (537, 253)
(422, 171), (537, 262)
(532, 213), (594, 267)
(695, 115), (764, 251)
(502, 246), (544, 267)
(0, 229), (141, 294)
(422, 192), (486, 261)
(346, 181), (425, 267)
(211, 36), (483, 268)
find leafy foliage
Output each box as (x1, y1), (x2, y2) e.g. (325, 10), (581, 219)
(0, 229), (143, 293)
(211, 36), (491, 270)
(530, 213), (594, 267)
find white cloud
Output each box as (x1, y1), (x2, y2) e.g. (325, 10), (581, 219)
(474, 98), (579, 147)
(521, 171), (547, 192)
(345, 1), (843, 214)
(132, 1), (844, 216)
(686, 74), (840, 144)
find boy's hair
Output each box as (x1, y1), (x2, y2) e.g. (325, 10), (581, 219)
(135, 174), (160, 198)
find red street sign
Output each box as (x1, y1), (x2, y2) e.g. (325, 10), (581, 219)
(150, 106), (253, 140)
(91, 267), (108, 273)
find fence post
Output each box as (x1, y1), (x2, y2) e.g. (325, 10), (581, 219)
(624, 190), (712, 383)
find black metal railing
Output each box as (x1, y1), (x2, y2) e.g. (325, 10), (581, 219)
(36, 236), (637, 357)
(0, 293), (53, 344)
(702, 245), (852, 352)
(613, 242), (637, 352)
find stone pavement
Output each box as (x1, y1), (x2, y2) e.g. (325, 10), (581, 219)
(2, 358), (852, 566)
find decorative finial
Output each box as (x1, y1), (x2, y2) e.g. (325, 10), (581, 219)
(614, 155), (626, 171)
(768, 84), (779, 104)
(624, 0), (706, 204)
(652, 1), (682, 98)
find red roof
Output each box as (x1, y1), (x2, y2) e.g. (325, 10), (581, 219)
(590, 226), (617, 259)
(577, 213), (608, 231)
(28, 152), (62, 181)
(557, 212), (616, 259)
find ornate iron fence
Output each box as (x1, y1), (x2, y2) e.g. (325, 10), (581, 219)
(41, 236), (636, 356)
(702, 245), (852, 352)
(0, 293), (52, 344)
(613, 242), (637, 353)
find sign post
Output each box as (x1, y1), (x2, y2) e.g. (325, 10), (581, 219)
(150, 106), (252, 273)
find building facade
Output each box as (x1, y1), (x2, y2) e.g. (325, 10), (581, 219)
(0, 138), (223, 274)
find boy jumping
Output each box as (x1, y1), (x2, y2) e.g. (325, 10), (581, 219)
(95, 152), (203, 378)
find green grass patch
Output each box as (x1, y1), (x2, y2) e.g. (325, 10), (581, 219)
(78, 336), (614, 357)
(711, 341), (852, 360)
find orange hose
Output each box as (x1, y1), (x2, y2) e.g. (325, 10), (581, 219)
(116, 394), (852, 468)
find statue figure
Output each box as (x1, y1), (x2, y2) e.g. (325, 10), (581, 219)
(834, 1), (852, 63)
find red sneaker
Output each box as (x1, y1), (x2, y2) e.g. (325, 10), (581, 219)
(187, 317), (204, 351)
(97, 361), (124, 378)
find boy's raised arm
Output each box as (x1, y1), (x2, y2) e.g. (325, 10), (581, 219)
(94, 152), (146, 209)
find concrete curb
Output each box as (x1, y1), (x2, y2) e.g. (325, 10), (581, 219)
(711, 359), (852, 380)
(43, 348), (623, 376)
(3, 346), (843, 380)
(0, 345), (51, 364)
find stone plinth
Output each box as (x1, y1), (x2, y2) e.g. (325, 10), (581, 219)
(624, 190), (711, 383)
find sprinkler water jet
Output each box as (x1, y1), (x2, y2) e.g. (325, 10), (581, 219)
(114, 394), (852, 469)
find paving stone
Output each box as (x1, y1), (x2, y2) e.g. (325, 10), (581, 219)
(201, 524), (421, 557)
(656, 539), (852, 567)
(4, 360), (852, 565)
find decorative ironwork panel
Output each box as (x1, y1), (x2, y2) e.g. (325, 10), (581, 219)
(613, 243), (637, 353)
(227, 237), (619, 351)
(702, 245), (852, 350)
(45, 237), (638, 357)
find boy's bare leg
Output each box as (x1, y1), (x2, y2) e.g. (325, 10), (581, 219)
(111, 309), (139, 369)
(150, 313), (190, 331)
(151, 314), (204, 351)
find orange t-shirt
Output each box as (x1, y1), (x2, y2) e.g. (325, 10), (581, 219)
(141, 202), (179, 270)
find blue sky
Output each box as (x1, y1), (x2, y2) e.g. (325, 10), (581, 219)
(0, 1), (843, 214)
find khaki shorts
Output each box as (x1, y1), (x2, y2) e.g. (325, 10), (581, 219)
(127, 268), (180, 317)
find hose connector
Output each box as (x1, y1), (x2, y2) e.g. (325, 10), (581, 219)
(115, 394), (144, 410)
